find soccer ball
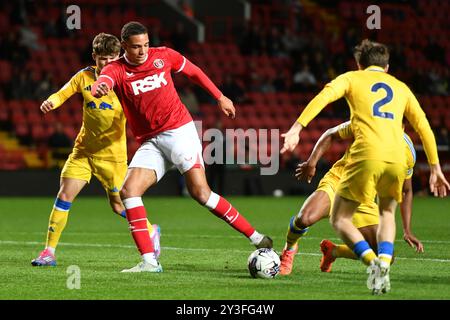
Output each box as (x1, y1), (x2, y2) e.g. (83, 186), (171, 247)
(247, 248), (281, 279)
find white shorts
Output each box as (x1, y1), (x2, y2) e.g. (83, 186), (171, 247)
(129, 121), (204, 181)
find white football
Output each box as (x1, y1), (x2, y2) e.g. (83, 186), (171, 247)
(247, 248), (281, 279)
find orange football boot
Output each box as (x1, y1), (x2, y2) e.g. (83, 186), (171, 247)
(279, 244), (298, 275)
(320, 239), (336, 272)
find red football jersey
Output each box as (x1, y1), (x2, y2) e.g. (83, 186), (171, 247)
(99, 47), (193, 143)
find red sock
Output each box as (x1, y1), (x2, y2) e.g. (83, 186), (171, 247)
(126, 206), (154, 255)
(208, 196), (255, 237)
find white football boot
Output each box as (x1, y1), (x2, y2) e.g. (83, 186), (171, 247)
(367, 258), (390, 295)
(121, 261), (163, 273)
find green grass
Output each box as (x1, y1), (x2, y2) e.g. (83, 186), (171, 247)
(0, 196), (449, 300)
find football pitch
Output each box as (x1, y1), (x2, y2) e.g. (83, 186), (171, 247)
(0, 196), (449, 300)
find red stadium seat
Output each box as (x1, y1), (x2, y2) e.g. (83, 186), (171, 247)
(31, 124), (49, 142)
(64, 126), (78, 140)
(14, 123), (30, 139)
(0, 150), (26, 170)
(309, 129), (323, 143)
(26, 112), (43, 125)
(0, 60), (12, 83)
(57, 111), (75, 125)
(0, 108), (8, 123)
(11, 110), (26, 125)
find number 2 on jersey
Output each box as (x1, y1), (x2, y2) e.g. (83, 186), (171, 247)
(371, 82), (394, 119)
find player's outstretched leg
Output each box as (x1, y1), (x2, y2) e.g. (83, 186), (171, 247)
(205, 191), (273, 248)
(185, 168), (272, 249)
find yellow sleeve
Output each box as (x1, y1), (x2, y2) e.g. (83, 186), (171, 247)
(404, 133), (415, 179)
(337, 121), (353, 140)
(47, 71), (82, 109)
(404, 89), (439, 165)
(297, 73), (351, 127)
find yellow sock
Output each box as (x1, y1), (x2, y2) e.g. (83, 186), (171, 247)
(286, 234), (299, 249)
(45, 208), (69, 249)
(361, 250), (377, 266)
(379, 256), (392, 266)
(335, 244), (358, 260)
(379, 255), (392, 266)
(285, 216), (308, 250)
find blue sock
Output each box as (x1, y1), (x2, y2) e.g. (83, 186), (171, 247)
(378, 241), (394, 264)
(54, 198), (72, 211)
(289, 216), (309, 235)
(353, 240), (376, 265)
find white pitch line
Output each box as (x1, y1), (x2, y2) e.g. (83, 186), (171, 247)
(1, 240), (450, 263)
(5, 232), (450, 244)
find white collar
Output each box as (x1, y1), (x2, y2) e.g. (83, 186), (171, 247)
(124, 53), (148, 65)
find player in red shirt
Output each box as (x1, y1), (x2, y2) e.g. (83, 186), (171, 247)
(92, 21), (272, 272)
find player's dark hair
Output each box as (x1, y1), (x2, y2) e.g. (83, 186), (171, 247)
(92, 33), (121, 55)
(353, 39), (389, 68)
(121, 21), (148, 41)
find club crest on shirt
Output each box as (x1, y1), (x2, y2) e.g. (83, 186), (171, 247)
(153, 59), (164, 69)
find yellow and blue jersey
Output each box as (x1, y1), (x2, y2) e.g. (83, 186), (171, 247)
(47, 66), (127, 162)
(403, 132), (416, 179)
(327, 122), (416, 181)
(297, 65), (439, 167)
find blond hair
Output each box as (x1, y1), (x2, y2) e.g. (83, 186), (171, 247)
(92, 33), (121, 55)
